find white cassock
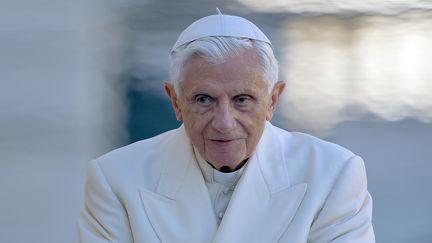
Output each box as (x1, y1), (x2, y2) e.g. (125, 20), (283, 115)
(78, 122), (375, 242)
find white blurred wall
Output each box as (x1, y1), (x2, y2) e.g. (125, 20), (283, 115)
(0, 1), (126, 242)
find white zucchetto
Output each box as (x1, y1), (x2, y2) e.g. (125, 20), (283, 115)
(171, 10), (271, 52)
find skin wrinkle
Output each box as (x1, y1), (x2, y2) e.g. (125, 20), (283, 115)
(165, 48), (285, 172)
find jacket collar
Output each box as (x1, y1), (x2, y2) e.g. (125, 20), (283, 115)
(155, 122), (294, 197)
(140, 123), (307, 242)
(140, 125), (218, 242)
(212, 122), (307, 242)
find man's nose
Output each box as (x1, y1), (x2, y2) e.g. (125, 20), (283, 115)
(212, 103), (236, 134)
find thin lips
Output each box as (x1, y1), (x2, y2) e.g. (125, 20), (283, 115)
(211, 139), (234, 142)
(208, 138), (242, 142)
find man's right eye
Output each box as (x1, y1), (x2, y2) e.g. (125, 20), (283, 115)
(195, 95), (212, 106)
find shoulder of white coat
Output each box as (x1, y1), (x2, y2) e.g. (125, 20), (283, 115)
(267, 124), (359, 181)
(90, 126), (185, 190)
(96, 127), (181, 165)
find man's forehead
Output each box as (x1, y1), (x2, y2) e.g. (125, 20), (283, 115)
(180, 71), (268, 97)
(184, 84), (266, 96)
(172, 11), (271, 52)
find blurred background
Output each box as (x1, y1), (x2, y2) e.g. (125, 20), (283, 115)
(1, 0), (431, 242)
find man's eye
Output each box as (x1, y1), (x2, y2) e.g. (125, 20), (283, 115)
(234, 95), (251, 106)
(195, 95), (212, 106)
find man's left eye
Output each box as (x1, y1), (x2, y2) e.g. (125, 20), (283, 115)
(234, 95), (251, 106)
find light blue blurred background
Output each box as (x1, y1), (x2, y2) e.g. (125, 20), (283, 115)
(1, 0), (431, 242)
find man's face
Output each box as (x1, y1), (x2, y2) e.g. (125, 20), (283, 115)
(165, 48), (284, 171)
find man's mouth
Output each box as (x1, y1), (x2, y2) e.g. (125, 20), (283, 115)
(211, 139), (234, 142)
(208, 138), (238, 145)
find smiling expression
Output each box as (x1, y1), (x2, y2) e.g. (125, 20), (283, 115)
(165, 49), (284, 171)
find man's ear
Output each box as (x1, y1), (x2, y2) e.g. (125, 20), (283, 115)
(164, 82), (182, 121)
(266, 81), (286, 121)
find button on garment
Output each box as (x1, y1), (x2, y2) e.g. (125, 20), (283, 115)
(222, 186), (231, 195)
(193, 147), (246, 224)
(218, 211), (225, 220)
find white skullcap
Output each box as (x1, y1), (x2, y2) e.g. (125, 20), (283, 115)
(171, 10), (271, 53)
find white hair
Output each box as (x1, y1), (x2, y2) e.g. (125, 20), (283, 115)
(169, 36), (279, 95)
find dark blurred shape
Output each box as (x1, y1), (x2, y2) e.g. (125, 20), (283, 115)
(125, 72), (180, 143)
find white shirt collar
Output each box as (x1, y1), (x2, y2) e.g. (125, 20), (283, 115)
(193, 147), (246, 185)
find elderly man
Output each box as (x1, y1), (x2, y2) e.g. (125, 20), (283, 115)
(78, 12), (375, 243)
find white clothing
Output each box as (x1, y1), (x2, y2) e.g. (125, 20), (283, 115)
(194, 147), (245, 223)
(78, 122), (375, 242)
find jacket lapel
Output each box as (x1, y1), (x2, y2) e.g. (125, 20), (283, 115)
(139, 126), (217, 243)
(139, 123), (307, 242)
(212, 123), (308, 243)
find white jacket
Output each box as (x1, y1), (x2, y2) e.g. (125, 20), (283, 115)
(78, 122), (374, 242)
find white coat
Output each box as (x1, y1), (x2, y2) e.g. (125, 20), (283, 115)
(78, 122), (374, 242)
